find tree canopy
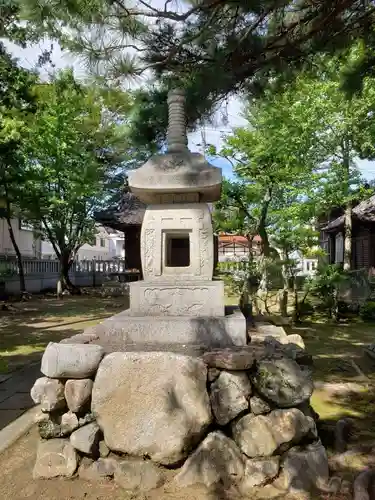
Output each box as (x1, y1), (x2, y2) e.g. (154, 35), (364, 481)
(211, 53), (375, 315)
(0, 43), (37, 291)
(212, 52), (375, 307)
(16, 70), (134, 290)
(13, 0), (375, 143)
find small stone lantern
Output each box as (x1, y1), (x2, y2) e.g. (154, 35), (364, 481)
(91, 89), (246, 348)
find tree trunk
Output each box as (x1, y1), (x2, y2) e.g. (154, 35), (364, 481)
(257, 256), (269, 314)
(239, 279), (252, 320)
(342, 138), (352, 271)
(239, 235), (255, 317)
(343, 201), (352, 271)
(257, 185), (272, 284)
(59, 252), (81, 295)
(5, 201), (26, 293)
(257, 222), (271, 314)
(293, 279), (300, 323)
(279, 249), (289, 317)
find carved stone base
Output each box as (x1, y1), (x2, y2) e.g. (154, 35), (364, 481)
(84, 306), (246, 350)
(129, 280), (225, 317)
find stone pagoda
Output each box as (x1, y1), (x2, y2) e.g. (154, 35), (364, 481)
(89, 89), (246, 349)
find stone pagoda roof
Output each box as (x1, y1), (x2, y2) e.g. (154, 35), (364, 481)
(128, 89), (222, 205)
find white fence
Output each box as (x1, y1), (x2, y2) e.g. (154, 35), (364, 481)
(0, 258), (128, 295)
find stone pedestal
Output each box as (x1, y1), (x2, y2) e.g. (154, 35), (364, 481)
(84, 307), (246, 350)
(129, 280), (225, 317)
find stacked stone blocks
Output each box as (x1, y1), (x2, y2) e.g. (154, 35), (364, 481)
(30, 334), (341, 495)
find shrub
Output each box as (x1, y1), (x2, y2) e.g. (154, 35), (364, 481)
(360, 301), (375, 321)
(306, 264), (349, 319)
(297, 300), (315, 318)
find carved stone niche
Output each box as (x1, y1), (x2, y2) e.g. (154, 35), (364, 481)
(141, 203), (214, 282)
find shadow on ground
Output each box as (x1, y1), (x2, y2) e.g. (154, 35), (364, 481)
(0, 295), (127, 373)
(2, 299), (375, 498)
(286, 320), (375, 382)
(158, 319), (365, 500)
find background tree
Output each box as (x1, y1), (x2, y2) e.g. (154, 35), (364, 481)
(269, 194), (320, 318)
(286, 56), (375, 270)
(213, 50), (375, 318)
(211, 83), (326, 311)
(0, 43), (37, 292)
(341, 26), (375, 95)
(20, 70), (132, 293)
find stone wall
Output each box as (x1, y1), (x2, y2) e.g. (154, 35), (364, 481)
(30, 336), (343, 496)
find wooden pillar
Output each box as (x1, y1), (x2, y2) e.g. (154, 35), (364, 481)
(370, 226), (375, 270)
(124, 226), (142, 277)
(329, 233), (335, 264)
(213, 234), (218, 276)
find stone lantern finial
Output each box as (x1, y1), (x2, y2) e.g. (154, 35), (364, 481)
(167, 89), (188, 152)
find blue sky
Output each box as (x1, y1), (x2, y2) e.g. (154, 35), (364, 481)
(208, 157), (375, 182)
(209, 157), (234, 179)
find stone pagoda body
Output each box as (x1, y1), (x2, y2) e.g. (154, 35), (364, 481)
(90, 89), (246, 349)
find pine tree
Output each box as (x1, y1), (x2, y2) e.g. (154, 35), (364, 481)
(17, 0), (375, 142)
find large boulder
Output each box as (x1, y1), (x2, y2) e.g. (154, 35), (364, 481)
(114, 459), (165, 492)
(33, 439), (78, 479)
(31, 377), (66, 412)
(241, 457), (280, 490)
(283, 334), (305, 350)
(253, 324), (288, 341)
(70, 422), (101, 455)
(275, 441), (329, 492)
(249, 395), (272, 415)
(175, 431), (244, 489)
(232, 409), (316, 458)
(60, 333), (99, 344)
(65, 379), (93, 413)
(203, 348), (256, 370)
(210, 371), (252, 425)
(41, 342), (104, 379)
(250, 357), (313, 407)
(91, 352), (212, 466)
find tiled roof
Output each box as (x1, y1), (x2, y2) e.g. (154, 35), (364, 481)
(218, 234), (262, 245)
(323, 195), (375, 231)
(94, 192), (146, 230)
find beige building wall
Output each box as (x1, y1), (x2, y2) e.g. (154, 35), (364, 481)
(0, 217), (41, 258)
(41, 225), (124, 260)
(77, 234), (115, 261)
